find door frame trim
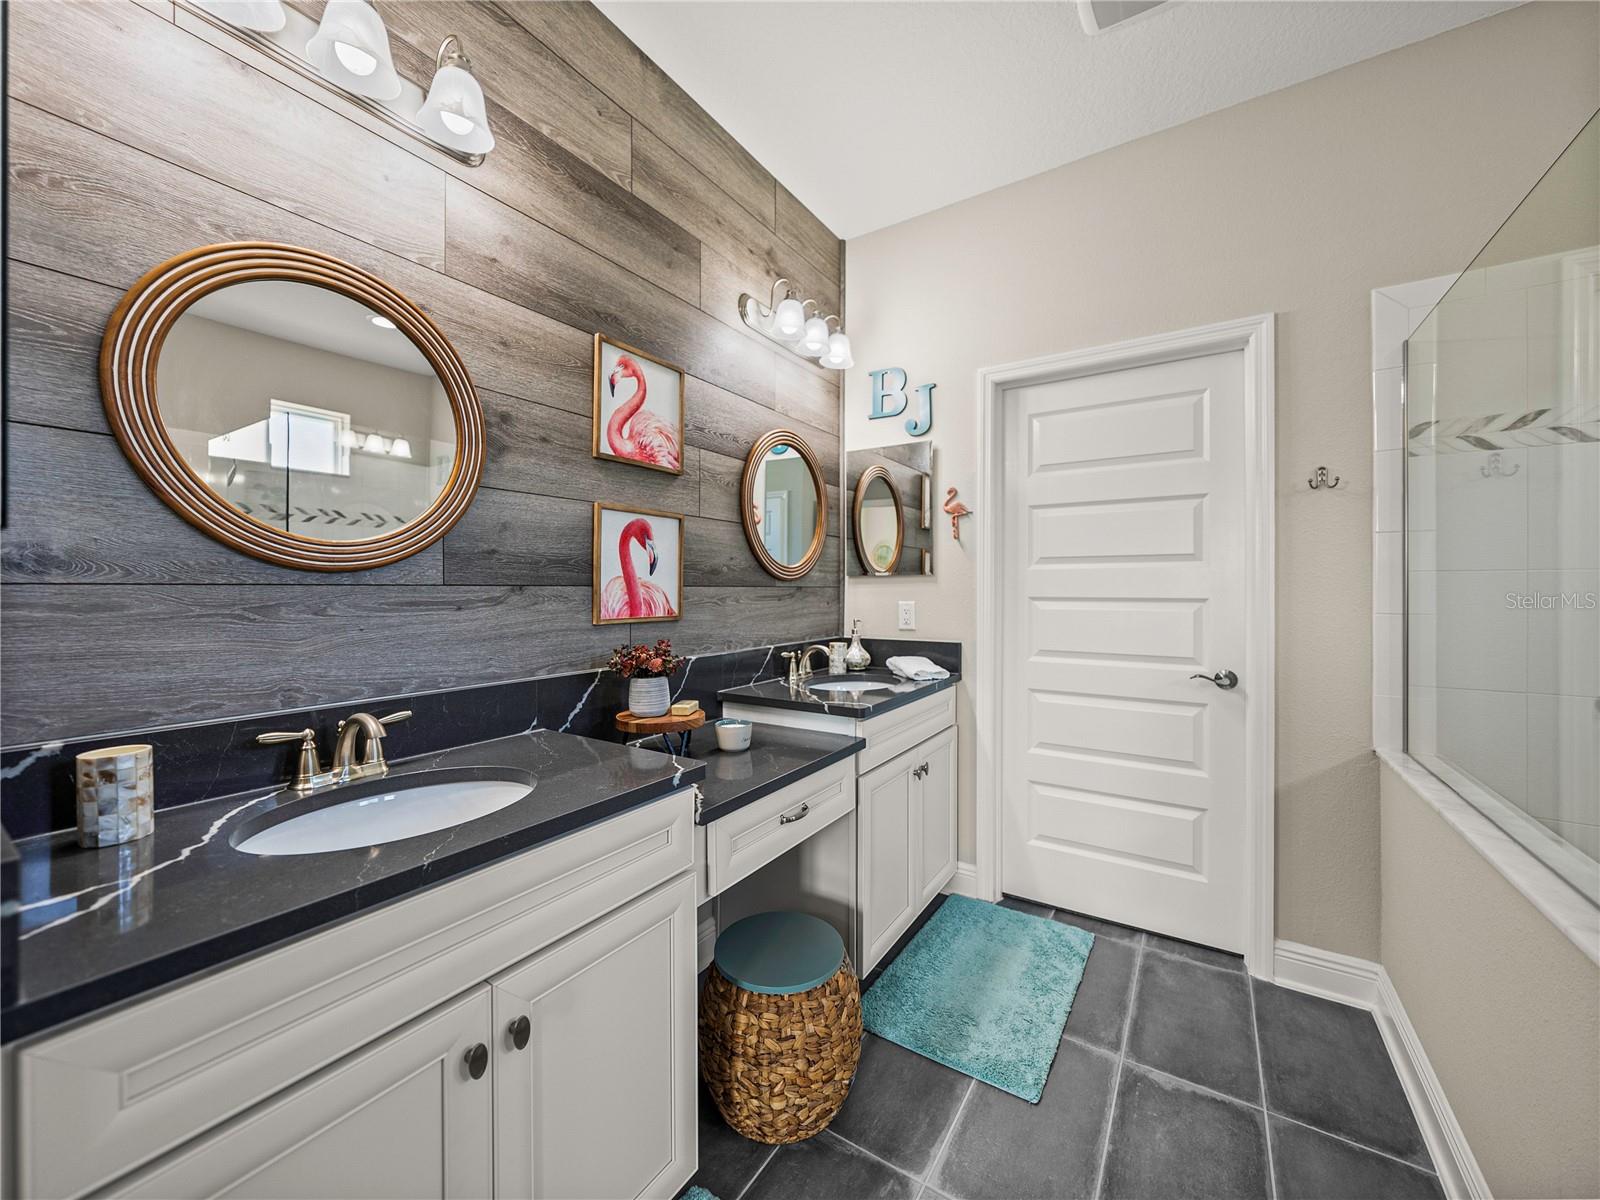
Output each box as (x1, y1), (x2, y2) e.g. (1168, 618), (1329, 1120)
(973, 313), (1277, 975)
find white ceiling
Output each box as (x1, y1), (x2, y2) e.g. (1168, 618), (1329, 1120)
(597, 0), (1519, 239)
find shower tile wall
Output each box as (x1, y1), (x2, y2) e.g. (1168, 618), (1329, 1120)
(1405, 249), (1600, 864)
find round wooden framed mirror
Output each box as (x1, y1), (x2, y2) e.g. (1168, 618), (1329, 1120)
(852, 465), (904, 576)
(739, 430), (828, 580)
(100, 242), (485, 571)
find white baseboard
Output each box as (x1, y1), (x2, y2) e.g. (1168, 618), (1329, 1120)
(942, 859), (982, 899)
(1272, 940), (1488, 1200)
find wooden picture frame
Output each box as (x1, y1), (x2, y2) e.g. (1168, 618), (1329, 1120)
(592, 334), (685, 475)
(593, 502), (685, 625)
(739, 430), (828, 580)
(99, 242), (485, 572)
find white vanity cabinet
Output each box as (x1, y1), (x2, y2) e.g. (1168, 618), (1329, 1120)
(859, 727), (957, 972)
(12, 792), (698, 1200)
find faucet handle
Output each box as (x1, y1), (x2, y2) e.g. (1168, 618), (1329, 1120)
(379, 710), (412, 726)
(256, 729), (321, 792)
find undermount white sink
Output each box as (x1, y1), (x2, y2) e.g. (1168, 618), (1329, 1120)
(809, 679), (893, 694)
(237, 776), (534, 856)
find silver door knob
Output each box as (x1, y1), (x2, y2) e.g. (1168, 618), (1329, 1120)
(1190, 670), (1238, 690)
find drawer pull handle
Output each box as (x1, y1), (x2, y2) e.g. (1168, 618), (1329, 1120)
(508, 1015), (531, 1051)
(780, 802), (811, 825)
(464, 1042), (489, 1080)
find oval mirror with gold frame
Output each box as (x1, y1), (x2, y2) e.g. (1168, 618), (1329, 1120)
(853, 465), (905, 576)
(101, 242), (485, 572)
(739, 430), (828, 580)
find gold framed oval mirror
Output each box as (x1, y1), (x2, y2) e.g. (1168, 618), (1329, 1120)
(101, 242), (485, 571)
(853, 465), (905, 575)
(739, 430), (828, 580)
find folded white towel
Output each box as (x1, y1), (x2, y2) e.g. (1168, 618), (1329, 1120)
(886, 655), (950, 681)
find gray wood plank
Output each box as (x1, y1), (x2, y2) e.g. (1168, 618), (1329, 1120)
(442, 488), (593, 587)
(683, 376), (840, 485)
(777, 183), (842, 281)
(443, 177), (779, 406)
(682, 517), (837, 590)
(377, 0), (632, 188)
(632, 122), (837, 315)
(775, 358), (843, 433)
(0, 424), (444, 585)
(4, 110), (594, 419)
(480, 390), (701, 512)
(631, 586), (840, 657)
(502, 2), (779, 230)
(0, 583), (620, 745)
(7, 0), (446, 269)
(5, 262), (120, 435)
(376, 10), (701, 307)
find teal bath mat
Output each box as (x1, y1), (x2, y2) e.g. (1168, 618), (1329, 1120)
(861, 895), (1094, 1102)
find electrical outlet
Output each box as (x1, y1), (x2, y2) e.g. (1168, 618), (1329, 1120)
(897, 600), (916, 631)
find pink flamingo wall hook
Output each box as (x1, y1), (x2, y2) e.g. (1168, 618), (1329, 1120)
(942, 487), (973, 541)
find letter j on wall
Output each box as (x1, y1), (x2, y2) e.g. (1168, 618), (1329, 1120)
(868, 367), (935, 436)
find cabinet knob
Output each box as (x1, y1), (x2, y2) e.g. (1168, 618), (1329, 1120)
(464, 1042), (489, 1080)
(508, 1015), (531, 1051)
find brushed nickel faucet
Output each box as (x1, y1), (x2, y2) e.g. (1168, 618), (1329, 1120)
(781, 644), (834, 687)
(256, 710), (411, 793)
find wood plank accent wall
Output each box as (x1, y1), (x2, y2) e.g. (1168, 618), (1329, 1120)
(0, 0), (844, 746)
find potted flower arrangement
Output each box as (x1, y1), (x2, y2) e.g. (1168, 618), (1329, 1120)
(608, 638), (687, 718)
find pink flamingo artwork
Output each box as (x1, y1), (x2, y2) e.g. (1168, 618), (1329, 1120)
(942, 487), (973, 541)
(606, 355), (681, 472)
(599, 517), (677, 620)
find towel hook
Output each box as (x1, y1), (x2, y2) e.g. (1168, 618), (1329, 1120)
(1481, 452), (1520, 478)
(1308, 466), (1340, 490)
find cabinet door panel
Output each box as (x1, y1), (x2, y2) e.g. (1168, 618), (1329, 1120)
(106, 988), (494, 1199)
(492, 873), (696, 1200)
(859, 753), (917, 973)
(917, 728), (959, 905)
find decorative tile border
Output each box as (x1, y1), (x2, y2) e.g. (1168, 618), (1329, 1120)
(1407, 405), (1599, 454)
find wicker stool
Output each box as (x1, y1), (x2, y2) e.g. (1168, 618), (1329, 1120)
(699, 911), (863, 1145)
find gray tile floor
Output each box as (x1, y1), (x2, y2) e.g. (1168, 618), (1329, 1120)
(687, 896), (1444, 1200)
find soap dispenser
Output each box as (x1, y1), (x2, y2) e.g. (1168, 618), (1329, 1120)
(843, 619), (871, 672)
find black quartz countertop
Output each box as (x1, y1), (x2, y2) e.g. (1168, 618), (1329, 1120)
(671, 724), (863, 825)
(718, 670), (958, 718)
(0, 731), (704, 1040)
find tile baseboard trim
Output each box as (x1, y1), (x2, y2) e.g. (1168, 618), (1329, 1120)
(941, 859), (983, 900)
(1273, 939), (1489, 1200)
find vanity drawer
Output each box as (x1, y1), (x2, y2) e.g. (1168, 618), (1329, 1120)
(16, 790), (694, 1200)
(706, 760), (854, 897)
(858, 689), (956, 774)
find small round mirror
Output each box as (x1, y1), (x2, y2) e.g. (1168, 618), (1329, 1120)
(853, 466), (904, 575)
(740, 431), (827, 579)
(102, 243), (484, 571)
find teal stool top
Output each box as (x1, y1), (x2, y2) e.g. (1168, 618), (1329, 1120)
(714, 911), (844, 995)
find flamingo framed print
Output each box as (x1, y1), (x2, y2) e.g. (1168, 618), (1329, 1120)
(593, 503), (684, 625)
(592, 334), (685, 475)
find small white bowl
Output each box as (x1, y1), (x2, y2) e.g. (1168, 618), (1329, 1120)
(714, 718), (753, 752)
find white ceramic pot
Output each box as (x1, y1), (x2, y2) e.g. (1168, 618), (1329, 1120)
(628, 675), (671, 717)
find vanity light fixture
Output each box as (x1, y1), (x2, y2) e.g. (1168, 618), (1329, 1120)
(739, 279), (853, 371)
(388, 437), (413, 459)
(306, 0), (402, 100)
(175, 2), (494, 167)
(417, 36), (496, 155)
(190, 0), (286, 32)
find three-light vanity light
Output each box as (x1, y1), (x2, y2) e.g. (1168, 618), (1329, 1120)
(187, 1), (495, 162)
(739, 279), (854, 370)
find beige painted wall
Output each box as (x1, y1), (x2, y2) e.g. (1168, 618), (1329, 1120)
(1380, 761), (1600, 1199)
(842, 2), (1600, 958)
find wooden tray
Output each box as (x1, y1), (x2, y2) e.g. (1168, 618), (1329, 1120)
(614, 709), (706, 736)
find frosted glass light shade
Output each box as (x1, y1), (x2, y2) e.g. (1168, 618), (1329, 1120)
(819, 331), (854, 370)
(306, 0), (402, 100)
(362, 432), (388, 454)
(773, 297), (806, 339)
(192, 0), (287, 31)
(418, 64), (495, 154)
(799, 316), (830, 356)
(389, 437), (413, 459)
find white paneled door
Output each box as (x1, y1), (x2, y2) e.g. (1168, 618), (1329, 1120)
(1001, 349), (1249, 951)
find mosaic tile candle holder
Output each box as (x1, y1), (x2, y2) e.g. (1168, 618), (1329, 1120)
(75, 744), (154, 848)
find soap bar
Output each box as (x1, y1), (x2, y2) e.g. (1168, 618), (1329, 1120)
(670, 700), (700, 716)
